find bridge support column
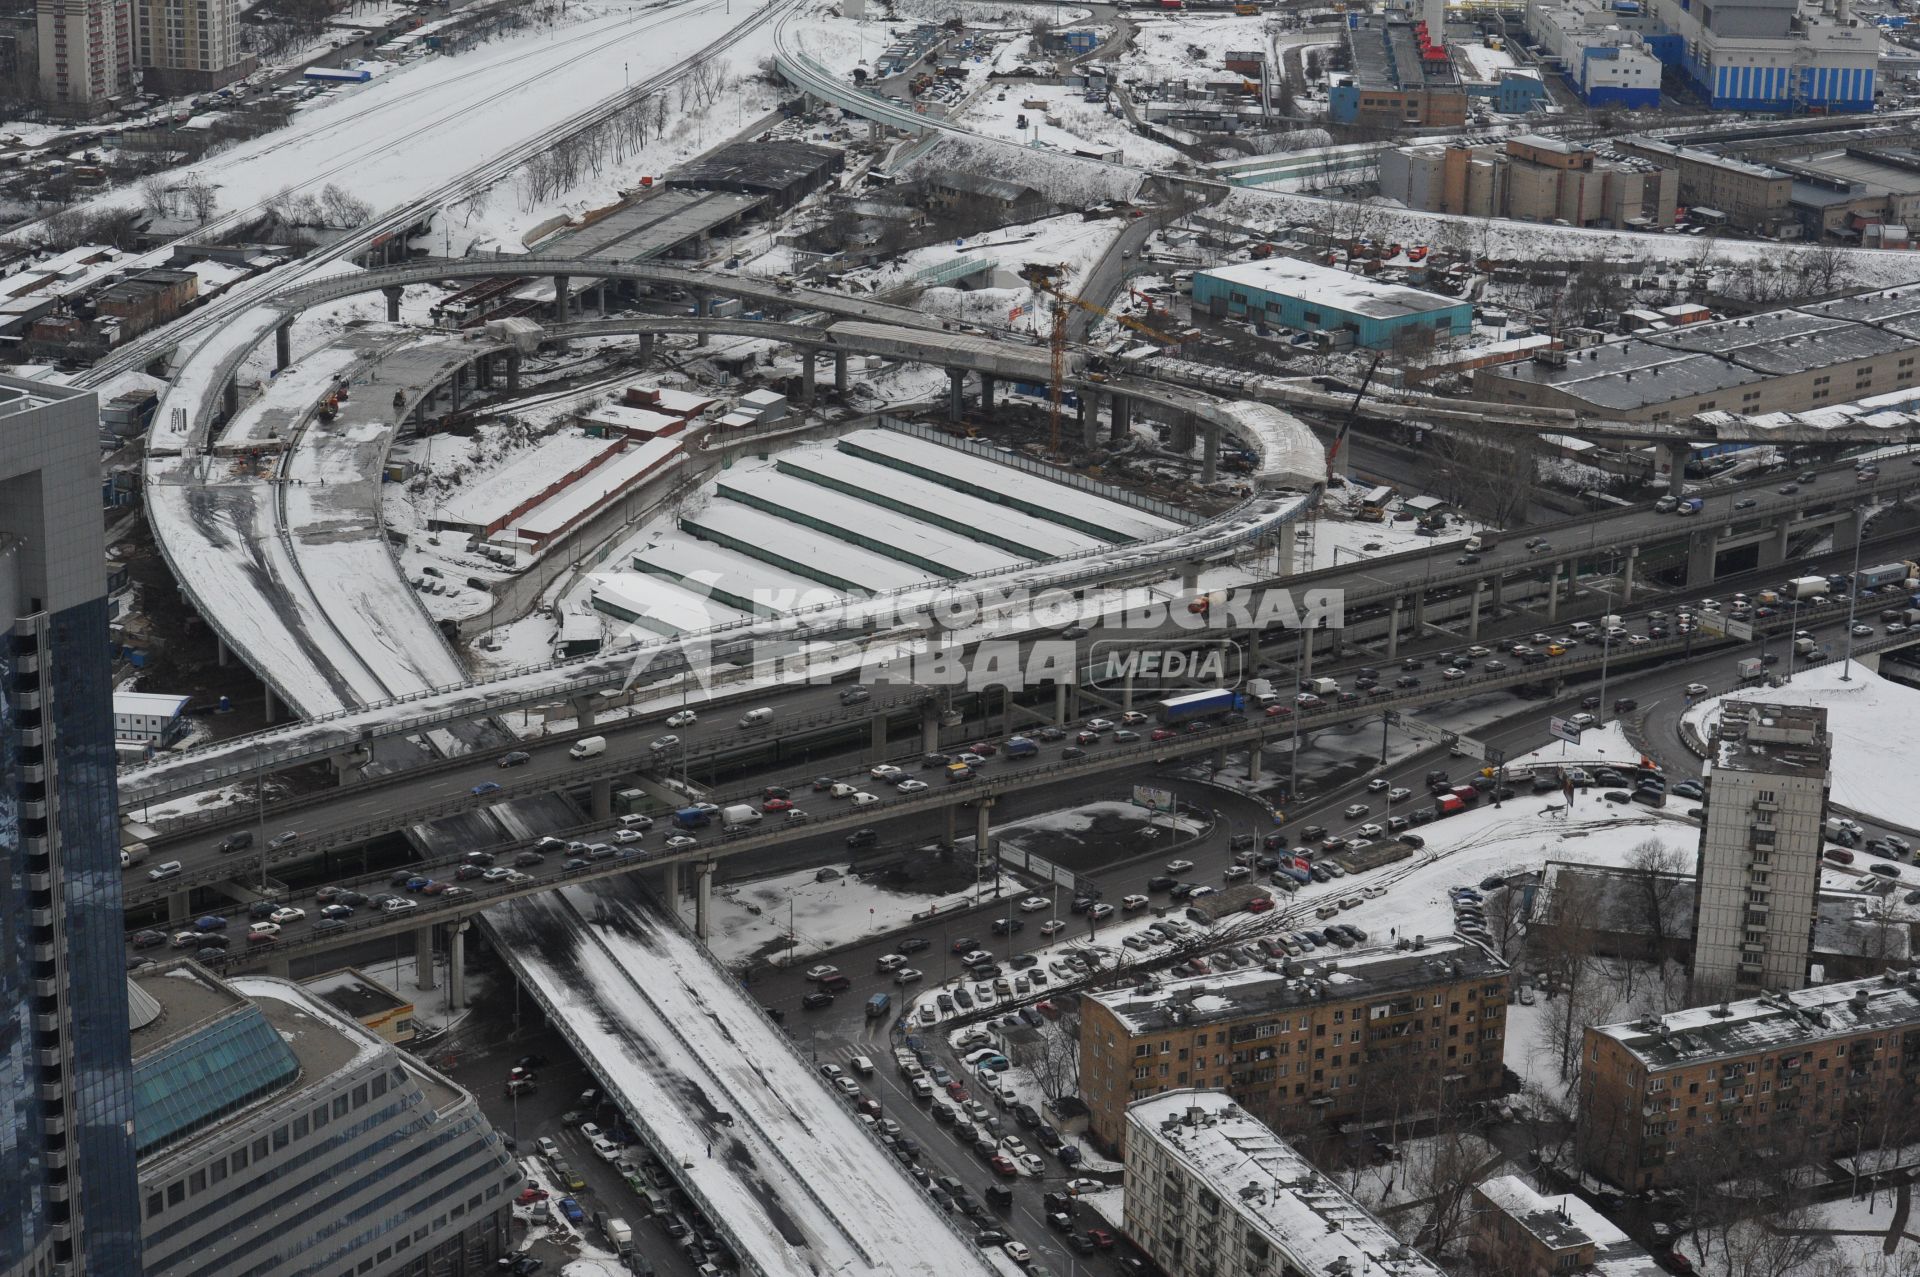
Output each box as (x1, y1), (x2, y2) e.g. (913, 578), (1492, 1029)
(1054, 678), (1069, 725)
(1546, 563), (1561, 623)
(1835, 508), (1866, 554)
(505, 350), (522, 392)
(413, 925), (436, 991)
(264, 954), (291, 979)
(871, 713), (888, 760)
(1490, 572), (1506, 611)
(1275, 522), (1295, 576)
(449, 365), (464, 415)
(637, 332), (656, 366)
(947, 368), (965, 421)
(1109, 393), (1130, 443)
(1621, 546), (1638, 606)
(261, 684), (279, 725)
(552, 275), (571, 320)
(571, 695), (596, 731)
(694, 292), (711, 347)
(695, 862), (714, 942)
(1386, 597), (1403, 659)
(1201, 421), (1220, 484)
(274, 322), (292, 370)
(1411, 588), (1427, 635)
(1121, 670), (1134, 714)
(943, 804), (957, 850)
(800, 349), (817, 406)
(1685, 533), (1717, 588)
(328, 750), (364, 784)
(383, 286), (402, 323)
(223, 377), (239, 417)
(448, 921), (468, 1010)
(591, 778), (612, 821)
(167, 891), (190, 924)
(1080, 390), (1099, 450)
(1661, 442), (1689, 490)
(922, 701), (941, 751)
(1300, 631), (1314, 679)
(974, 802), (996, 888)
(1247, 742), (1262, 782)
(1171, 413), (1196, 453)
(216, 635), (228, 667)
(1468, 582), (1483, 641)
(980, 374), (995, 413)
(834, 351), (849, 395)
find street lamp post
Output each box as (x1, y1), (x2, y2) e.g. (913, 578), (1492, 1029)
(1785, 597), (1801, 683)
(1842, 514), (1867, 682)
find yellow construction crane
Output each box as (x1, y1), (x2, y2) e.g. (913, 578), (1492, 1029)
(1019, 263), (1181, 456)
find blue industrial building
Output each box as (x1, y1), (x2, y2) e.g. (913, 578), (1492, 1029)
(1192, 258), (1472, 349)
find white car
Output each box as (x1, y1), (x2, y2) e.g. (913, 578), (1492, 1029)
(1004, 1241), (1031, 1265)
(619, 814), (654, 830)
(613, 829), (644, 843)
(270, 907), (304, 924)
(1343, 803), (1369, 818)
(666, 710), (697, 728)
(1084, 718), (1114, 732)
(591, 1136), (622, 1163)
(1166, 859), (1194, 872)
(1018, 896), (1050, 913)
(894, 967), (923, 984)
(664, 834), (697, 850)
(1040, 920), (1067, 935)
(1569, 712), (1596, 729)
(1356, 822), (1383, 838)
(1066, 1177), (1103, 1194)
(648, 734), (679, 752)
(829, 782), (857, 798)
(1365, 778), (1390, 792)
(382, 897), (419, 913)
(1223, 866), (1251, 882)
(1122, 893), (1149, 909)
(1465, 645), (1490, 658)
(1686, 682), (1710, 696)
(248, 921), (281, 936)
(1017, 1154), (1045, 1175)
(1388, 787), (1411, 802)
(1854, 624), (1875, 637)
(805, 965), (840, 982)
(850, 791), (880, 807)
(870, 764), (904, 781)
(580, 1122), (604, 1140)
(1442, 667), (1466, 680)
(897, 779), (929, 794)
(876, 953), (906, 971)
(834, 1076), (860, 1097)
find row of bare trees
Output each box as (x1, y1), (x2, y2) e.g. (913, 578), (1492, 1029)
(511, 86), (686, 213)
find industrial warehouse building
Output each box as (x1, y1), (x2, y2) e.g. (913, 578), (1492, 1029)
(1381, 134), (1676, 228)
(1191, 257), (1472, 350)
(1475, 288), (1920, 421)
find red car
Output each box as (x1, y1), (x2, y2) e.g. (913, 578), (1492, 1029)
(516, 1187), (550, 1205)
(1151, 728), (1177, 741)
(1087, 1228), (1114, 1249)
(1825, 847), (1855, 865)
(1035, 1001), (1059, 1020)
(946, 1081), (969, 1101)
(1265, 704), (1292, 717)
(763, 797), (793, 812)
(1247, 896), (1276, 914)
(967, 742), (999, 756)
(990, 1154), (1018, 1177)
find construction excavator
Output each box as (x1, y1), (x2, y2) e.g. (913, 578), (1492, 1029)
(1018, 263), (1182, 456)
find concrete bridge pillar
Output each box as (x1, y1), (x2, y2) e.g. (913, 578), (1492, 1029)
(694, 292), (711, 347)
(591, 778), (613, 821)
(1661, 442), (1689, 490)
(1685, 532), (1718, 588)
(943, 804), (957, 850)
(871, 712), (888, 760)
(1386, 596), (1403, 659)
(947, 368), (966, 421)
(1275, 522), (1295, 577)
(980, 374), (996, 412)
(663, 860), (680, 911)
(1468, 582), (1484, 641)
(505, 350), (522, 392)
(1833, 508), (1864, 553)
(216, 636), (229, 667)
(265, 954), (291, 979)
(1300, 630), (1314, 679)
(974, 801), (996, 884)
(1172, 414), (1196, 453)
(1490, 572), (1506, 611)
(695, 862), (714, 942)
(1109, 393), (1130, 443)
(167, 891), (190, 925)
(413, 925), (436, 991)
(1201, 421), (1220, 484)
(448, 921), (468, 1010)
(922, 700), (941, 751)
(274, 322), (292, 371)
(834, 351), (849, 395)
(1411, 587), (1427, 635)
(1769, 523), (1791, 572)
(261, 685), (279, 726)
(800, 349), (817, 406)
(1621, 546), (1638, 606)
(552, 275), (571, 320)
(638, 333), (655, 365)
(383, 286), (403, 323)
(572, 695), (597, 731)
(449, 365), (464, 415)
(1546, 562), (1561, 623)
(1247, 743), (1262, 783)
(1080, 390), (1099, 450)
(223, 377), (239, 418)
(328, 749), (365, 784)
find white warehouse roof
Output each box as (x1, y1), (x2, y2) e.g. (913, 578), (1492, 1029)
(1198, 258), (1464, 321)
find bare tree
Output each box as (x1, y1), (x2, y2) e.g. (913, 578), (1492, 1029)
(1405, 1108), (1492, 1260)
(1532, 875), (1607, 1084)
(1429, 425), (1540, 528)
(1019, 1019), (1081, 1101)
(319, 183), (373, 229)
(138, 175), (170, 217)
(1627, 838), (1689, 953)
(183, 174), (218, 223)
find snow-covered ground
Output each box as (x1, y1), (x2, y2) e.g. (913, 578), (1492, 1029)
(956, 90), (1185, 170)
(1681, 663), (1919, 829)
(693, 861), (1023, 967)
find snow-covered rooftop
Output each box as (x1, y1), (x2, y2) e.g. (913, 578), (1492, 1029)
(1475, 1175), (1663, 1277)
(1127, 1089), (1447, 1277)
(1197, 257), (1465, 320)
(1594, 970), (1920, 1069)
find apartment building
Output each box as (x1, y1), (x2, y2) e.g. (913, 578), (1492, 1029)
(132, 0), (252, 93)
(35, 0), (133, 113)
(1469, 1176), (1665, 1277)
(1079, 939), (1509, 1153)
(1580, 970), (1920, 1189)
(1691, 701), (1831, 1001)
(1124, 1090), (1449, 1277)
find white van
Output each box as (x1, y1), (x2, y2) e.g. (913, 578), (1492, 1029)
(738, 707), (772, 729)
(147, 860), (183, 881)
(569, 735), (607, 760)
(851, 791), (880, 807)
(1567, 621), (1595, 637)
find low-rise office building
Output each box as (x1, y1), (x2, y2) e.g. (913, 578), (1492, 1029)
(1579, 969), (1920, 1190)
(1080, 938), (1509, 1152)
(1525, 0), (1664, 107)
(1191, 257), (1472, 350)
(132, 963), (520, 1277)
(1611, 137), (1795, 235)
(1125, 1090), (1448, 1277)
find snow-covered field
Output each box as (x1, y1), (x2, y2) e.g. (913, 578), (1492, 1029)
(955, 90), (1184, 170)
(1682, 663), (1919, 829)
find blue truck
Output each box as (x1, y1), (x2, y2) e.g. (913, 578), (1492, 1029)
(672, 807), (711, 830)
(1004, 737), (1038, 759)
(1154, 689), (1238, 725)
(1856, 562), (1916, 591)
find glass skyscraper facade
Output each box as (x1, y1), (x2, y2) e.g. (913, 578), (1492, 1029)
(0, 378), (142, 1277)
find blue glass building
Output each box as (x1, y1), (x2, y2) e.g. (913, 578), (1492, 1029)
(0, 377), (143, 1277)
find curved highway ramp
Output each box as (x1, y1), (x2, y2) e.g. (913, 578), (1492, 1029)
(483, 877), (1000, 1277)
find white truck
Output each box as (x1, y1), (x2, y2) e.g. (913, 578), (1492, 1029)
(569, 735), (607, 760)
(1737, 658), (1766, 682)
(1309, 677), (1340, 696)
(603, 1217), (633, 1254)
(722, 803), (763, 830)
(1245, 677), (1276, 705)
(1787, 576), (1830, 601)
